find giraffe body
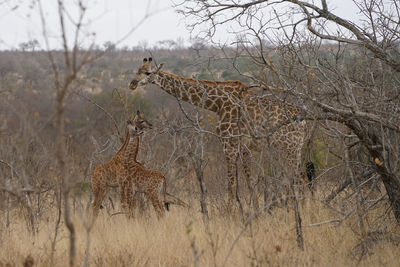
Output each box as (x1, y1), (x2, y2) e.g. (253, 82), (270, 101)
(130, 58), (307, 204)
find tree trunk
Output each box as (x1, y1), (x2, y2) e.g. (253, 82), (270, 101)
(56, 87), (76, 267)
(378, 168), (400, 223)
(288, 177), (304, 250)
(193, 159), (209, 223)
(346, 120), (400, 223)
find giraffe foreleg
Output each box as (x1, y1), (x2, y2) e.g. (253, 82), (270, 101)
(127, 184), (137, 216)
(222, 140), (239, 202)
(120, 180), (133, 218)
(225, 156), (237, 203)
(242, 149), (259, 210)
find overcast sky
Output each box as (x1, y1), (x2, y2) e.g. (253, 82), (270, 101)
(0, 0), (360, 50)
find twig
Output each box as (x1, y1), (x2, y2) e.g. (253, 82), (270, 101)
(74, 91), (121, 138)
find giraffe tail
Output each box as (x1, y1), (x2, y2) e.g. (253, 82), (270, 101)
(163, 177), (170, 211)
(305, 161), (316, 193)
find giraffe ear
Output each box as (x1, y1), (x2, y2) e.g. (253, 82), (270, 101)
(136, 110), (140, 116)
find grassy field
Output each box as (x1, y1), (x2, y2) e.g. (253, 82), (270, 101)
(1, 191), (399, 267)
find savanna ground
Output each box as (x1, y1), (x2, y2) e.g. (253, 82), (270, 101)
(1, 189), (399, 267)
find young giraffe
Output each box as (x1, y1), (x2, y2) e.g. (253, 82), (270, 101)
(129, 58), (308, 207)
(90, 111), (152, 218)
(122, 113), (169, 218)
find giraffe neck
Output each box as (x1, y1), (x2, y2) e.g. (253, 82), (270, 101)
(152, 71), (246, 113)
(115, 130), (130, 157)
(123, 135), (140, 169)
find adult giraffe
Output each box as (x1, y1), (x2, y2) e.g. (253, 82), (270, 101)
(129, 58), (308, 207)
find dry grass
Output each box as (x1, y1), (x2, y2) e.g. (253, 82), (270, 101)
(0, 194), (399, 267)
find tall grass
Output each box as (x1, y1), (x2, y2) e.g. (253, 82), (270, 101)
(0, 193), (399, 266)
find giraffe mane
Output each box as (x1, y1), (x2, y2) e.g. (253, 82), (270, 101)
(160, 71), (246, 87)
(116, 130), (129, 155)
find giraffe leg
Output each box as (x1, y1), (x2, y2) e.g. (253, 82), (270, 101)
(277, 155), (296, 209)
(91, 175), (108, 219)
(222, 140), (239, 203)
(127, 185), (137, 216)
(224, 153), (245, 215)
(148, 189), (164, 218)
(120, 180), (133, 218)
(135, 192), (147, 216)
(225, 154), (242, 209)
(268, 145), (290, 209)
(282, 147), (303, 208)
(91, 187), (105, 219)
(288, 138), (305, 201)
(226, 158), (236, 201)
(242, 150), (259, 210)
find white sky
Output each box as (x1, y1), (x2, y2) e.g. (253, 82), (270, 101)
(0, 0), (360, 50)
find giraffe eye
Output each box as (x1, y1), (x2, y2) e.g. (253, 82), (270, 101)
(145, 72), (151, 76)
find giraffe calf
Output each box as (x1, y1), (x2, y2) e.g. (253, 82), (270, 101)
(91, 131), (129, 218)
(122, 116), (170, 218)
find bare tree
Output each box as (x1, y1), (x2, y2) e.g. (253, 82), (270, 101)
(177, 0), (400, 224)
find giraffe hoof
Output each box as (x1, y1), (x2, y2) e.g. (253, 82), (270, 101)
(164, 202), (170, 211)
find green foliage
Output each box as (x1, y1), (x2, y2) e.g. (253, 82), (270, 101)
(307, 139), (328, 170)
(126, 93), (153, 116)
(221, 70), (250, 83)
(68, 90), (153, 136)
(91, 90), (153, 116)
(73, 181), (91, 197)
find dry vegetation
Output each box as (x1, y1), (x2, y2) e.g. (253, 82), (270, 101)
(1, 191), (399, 267)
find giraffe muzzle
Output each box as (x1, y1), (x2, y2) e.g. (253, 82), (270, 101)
(129, 80), (138, 90)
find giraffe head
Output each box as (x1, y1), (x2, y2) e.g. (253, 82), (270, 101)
(129, 57), (164, 90)
(127, 110), (153, 137)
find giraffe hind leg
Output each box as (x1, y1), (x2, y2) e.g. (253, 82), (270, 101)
(148, 189), (164, 218)
(91, 180), (108, 218)
(92, 190), (106, 218)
